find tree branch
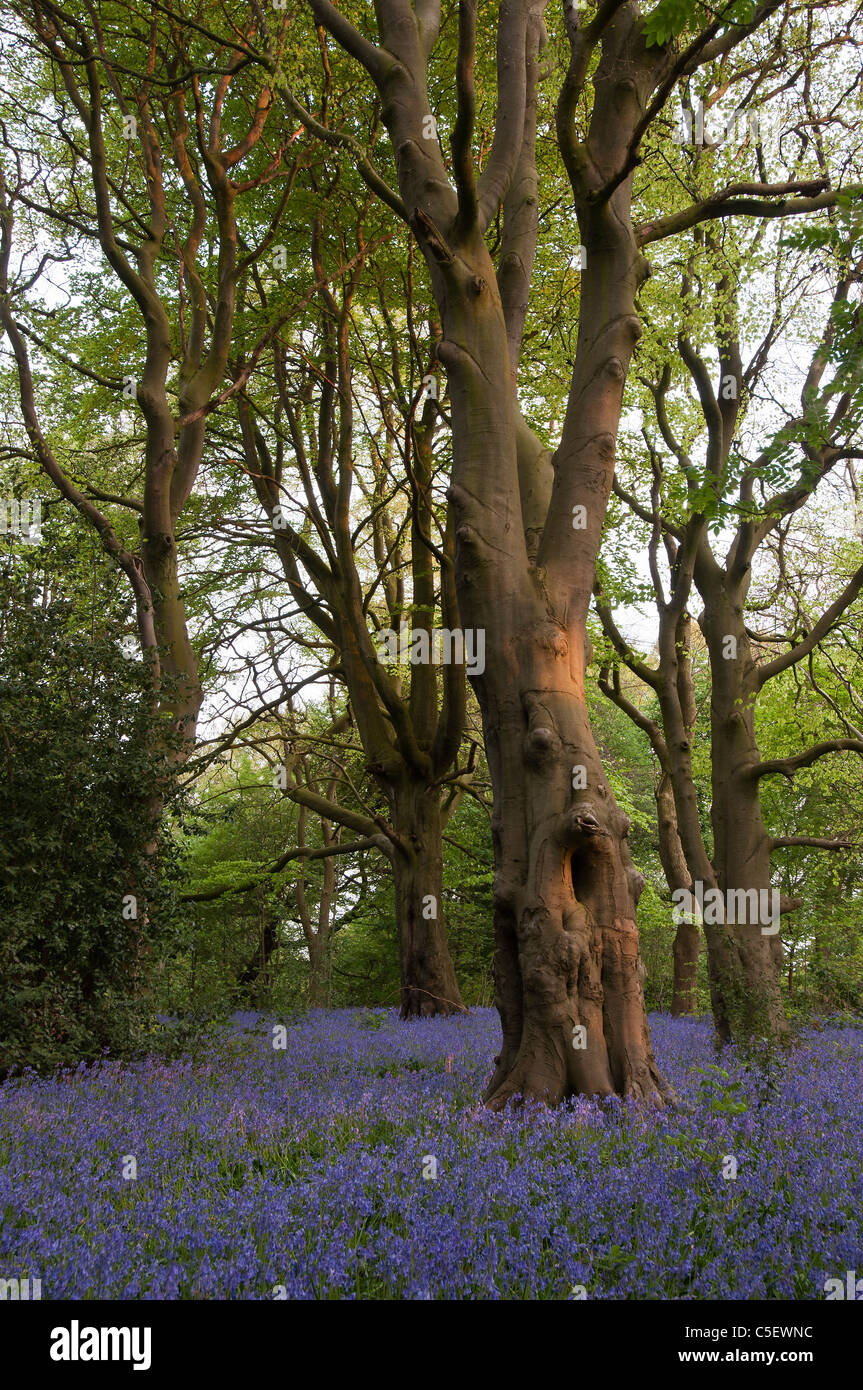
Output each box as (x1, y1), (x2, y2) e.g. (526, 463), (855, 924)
(181, 834), (388, 901)
(752, 739), (863, 780)
(770, 834), (853, 852)
(758, 562), (863, 687)
(637, 184), (842, 246)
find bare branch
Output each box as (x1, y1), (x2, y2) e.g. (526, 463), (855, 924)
(476, 0), (531, 230)
(305, 0), (396, 85)
(770, 834), (854, 852)
(752, 739), (863, 780)
(758, 563), (863, 687)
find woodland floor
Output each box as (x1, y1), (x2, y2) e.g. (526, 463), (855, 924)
(1, 1009), (861, 1299)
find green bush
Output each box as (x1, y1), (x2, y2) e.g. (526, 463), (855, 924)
(0, 557), (181, 1072)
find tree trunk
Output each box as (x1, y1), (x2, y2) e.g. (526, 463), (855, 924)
(237, 910), (278, 1005)
(417, 183), (669, 1100)
(671, 922), (700, 1018)
(475, 610), (669, 1107)
(307, 936), (329, 1008)
(428, 203), (670, 1099)
(142, 531), (203, 752)
(293, 803), (340, 1009)
(392, 778), (464, 1018)
(309, 826), (337, 1008)
(700, 590), (788, 1042)
(655, 772), (700, 1017)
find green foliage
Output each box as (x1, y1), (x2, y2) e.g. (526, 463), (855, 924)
(1, 0), (861, 1062)
(159, 762), (308, 1017)
(690, 1064), (749, 1116)
(643, 0), (756, 48)
(0, 544), (182, 1073)
(643, 0), (700, 47)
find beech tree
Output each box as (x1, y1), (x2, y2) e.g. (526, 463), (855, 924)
(242, 0), (863, 1104)
(222, 209), (472, 1016)
(597, 175), (863, 1041)
(0, 0), (302, 772)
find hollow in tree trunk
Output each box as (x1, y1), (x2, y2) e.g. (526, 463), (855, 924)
(477, 612), (672, 1108)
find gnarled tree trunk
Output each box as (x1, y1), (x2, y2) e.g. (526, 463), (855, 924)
(433, 12), (668, 1105)
(480, 620), (668, 1105)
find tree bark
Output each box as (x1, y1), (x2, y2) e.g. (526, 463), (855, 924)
(699, 586), (788, 1042)
(654, 772), (699, 1016)
(479, 638), (668, 1106)
(392, 778), (464, 1017)
(293, 800), (340, 1009)
(434, 16), (668, 1104)
(307, 934), (329, 1009)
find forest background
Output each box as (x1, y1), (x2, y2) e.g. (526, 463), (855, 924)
(1, 0), (862, 1081)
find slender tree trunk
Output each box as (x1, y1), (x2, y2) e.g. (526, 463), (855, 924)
(391, 777), (464, 1018)
(307, 936), (329, 1008)
(655, 772), (699, 1016)
(140, 410), (204, 754)
(309, 828), (338, 1008)
(240, 292), (468, 1021)
(672, 921), (700, 1018)
(237, 909), (278, 1004)
(700, 591), (788, 1041)
(293, 804), (340, 1009)
(141, 533), (203, 750)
